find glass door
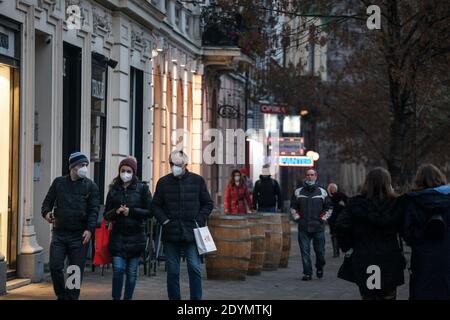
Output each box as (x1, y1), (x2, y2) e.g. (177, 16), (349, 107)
(91, 53), (108, 202)
(0, 63), (19, 278)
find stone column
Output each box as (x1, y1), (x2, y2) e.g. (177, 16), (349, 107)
(17, 4), (44, 283)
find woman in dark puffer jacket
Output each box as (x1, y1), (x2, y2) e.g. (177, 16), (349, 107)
(336, 167), (405, 300)
(104, 156), (152, 300)
(403, 164), (450, 300)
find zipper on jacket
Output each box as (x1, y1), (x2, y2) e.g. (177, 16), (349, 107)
(124, 187), (128, 234)
(179, 178), (183, 240)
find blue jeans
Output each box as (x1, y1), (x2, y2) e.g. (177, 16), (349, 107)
(258, 206), (277, 213)
(164, 241), (202, 300)
(112, 256), (140, 300)
(298, 231), (326, 276)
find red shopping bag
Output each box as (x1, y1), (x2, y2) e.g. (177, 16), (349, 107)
(93, 219), (112, 266)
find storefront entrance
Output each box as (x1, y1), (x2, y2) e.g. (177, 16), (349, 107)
(0, 18), (20, 279)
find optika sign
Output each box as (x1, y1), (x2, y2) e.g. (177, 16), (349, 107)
(260, 104), (288, 114)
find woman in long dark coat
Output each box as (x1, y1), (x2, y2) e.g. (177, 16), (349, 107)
(327, 183), (347, 258)
(336, 167), (405, 300)
(403, 163), (450, 300)
(104, 156), (152, 300)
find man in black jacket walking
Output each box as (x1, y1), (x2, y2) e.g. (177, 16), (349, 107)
(291, 169), (332, 280)
(152, 150), (214, 300)
(41, 152), (100, 300)
(253, 164), (283, 213)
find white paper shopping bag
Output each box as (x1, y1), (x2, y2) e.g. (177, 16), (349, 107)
(193, 222), (217, 255)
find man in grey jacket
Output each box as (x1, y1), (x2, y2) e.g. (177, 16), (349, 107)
(291, 169), (332, 281)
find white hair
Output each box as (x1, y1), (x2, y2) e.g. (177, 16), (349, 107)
(169, 150), (189, 166)
(327, 183), (338, 193)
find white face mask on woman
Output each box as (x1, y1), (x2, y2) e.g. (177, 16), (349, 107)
(234, 175), (241, 183)
(120, 172), (133, 183)
(77, 166), (88, 179)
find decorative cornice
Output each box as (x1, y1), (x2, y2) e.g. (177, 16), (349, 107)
(93, 5), (112, 37)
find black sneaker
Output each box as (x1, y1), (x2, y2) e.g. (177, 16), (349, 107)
(316, 270), (324, 279)
(301, 275), (312, 281)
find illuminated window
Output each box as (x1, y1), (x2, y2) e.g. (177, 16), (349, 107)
(282, 116), (301, 134)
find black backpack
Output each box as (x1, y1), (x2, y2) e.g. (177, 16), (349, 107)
(424, 207), (447, 241)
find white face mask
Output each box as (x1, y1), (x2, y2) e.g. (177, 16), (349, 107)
(172, 165), (183, 177)
(234, 176), (241, 183)
(120, 172), (133, 183)
(77, 166), (88, 179)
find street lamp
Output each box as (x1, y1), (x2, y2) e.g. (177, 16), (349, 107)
(300, 109), (309, 117)
(306, 150), (319, 161)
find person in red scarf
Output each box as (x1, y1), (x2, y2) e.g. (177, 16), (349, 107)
(224, 169), (255, 214)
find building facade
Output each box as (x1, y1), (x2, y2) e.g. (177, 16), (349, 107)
(0, 0), (251, 294)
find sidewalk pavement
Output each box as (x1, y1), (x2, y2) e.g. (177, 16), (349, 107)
(0, 228), (410, 300)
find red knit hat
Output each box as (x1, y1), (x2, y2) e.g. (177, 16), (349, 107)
(119, 156), (137, 174)
(240, 167), (248, 176)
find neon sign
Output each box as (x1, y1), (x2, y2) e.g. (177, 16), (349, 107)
(278, 156), (314, 167)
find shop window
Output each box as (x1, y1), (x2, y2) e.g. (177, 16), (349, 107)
(175, 7), (181, 29)
(130, 67), (144, 178)
(185, 15), (191, 35)
(91, 64), (106, 161)
(91, 54), (108, 200)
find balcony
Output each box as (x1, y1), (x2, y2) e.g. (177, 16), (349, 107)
(201, 6), (253, 70)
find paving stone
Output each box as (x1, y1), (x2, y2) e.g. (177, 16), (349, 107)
(0, 229), (409, 300)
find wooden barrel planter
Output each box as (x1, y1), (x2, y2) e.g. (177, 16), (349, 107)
(261, 213), (283, 271)
(246, 214), (266, 276)
(279, 214), (291, 268)
(205, 214), (251, 280)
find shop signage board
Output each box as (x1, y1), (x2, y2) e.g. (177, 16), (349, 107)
(278, 156), (314, 167)
(260, 103), (288, 114)
(0, 26), (15, 58)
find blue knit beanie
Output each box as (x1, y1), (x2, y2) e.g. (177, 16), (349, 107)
(69, 152), (89, 169)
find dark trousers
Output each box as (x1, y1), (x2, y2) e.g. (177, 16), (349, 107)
(298, 231), (326, 276)
(49, 230), (87, 300)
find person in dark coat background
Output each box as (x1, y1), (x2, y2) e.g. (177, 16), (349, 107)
(104, 156), (152, 300)
(336, 167), (405, 300)
(327, 183), (347, 258)
(253, 164), (283, 213)
(152, 150), (214, 300)
(403, 163), (450, 300)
